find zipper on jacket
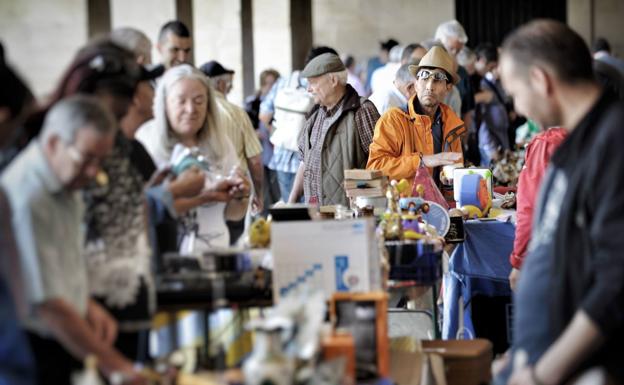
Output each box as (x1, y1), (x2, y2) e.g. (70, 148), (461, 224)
(443, 123), (466, 152)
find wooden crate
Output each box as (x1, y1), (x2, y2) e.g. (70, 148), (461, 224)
(422, 339), (493, 385)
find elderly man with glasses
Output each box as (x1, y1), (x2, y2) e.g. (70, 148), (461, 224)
(0, 96), (149, 384)
(368, 46), (465, 182)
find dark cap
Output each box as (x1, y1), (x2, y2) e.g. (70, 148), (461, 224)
(199, 60), (235, 77)
(380, 39), (399, 51)
(140, 64), (164, 81)
(86, 53), (161, 83)
(300, 53), (346, 78)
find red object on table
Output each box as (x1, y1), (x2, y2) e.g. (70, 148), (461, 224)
(493, 186), (517, 195)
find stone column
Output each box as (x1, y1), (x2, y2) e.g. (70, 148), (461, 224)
(110, 0), (176, 65)
(0, 0), (89, 98)
(252, 0), (293, 89)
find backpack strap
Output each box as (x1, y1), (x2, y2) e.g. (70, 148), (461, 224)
(288, 70), (302, 89)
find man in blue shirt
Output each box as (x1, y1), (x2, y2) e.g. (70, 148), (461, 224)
(2, 96), (144, 385)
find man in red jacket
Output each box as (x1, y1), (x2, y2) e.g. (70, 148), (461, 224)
(508, 126), (566, 290)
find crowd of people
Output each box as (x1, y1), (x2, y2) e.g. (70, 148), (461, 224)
(1, 15), (624, 385)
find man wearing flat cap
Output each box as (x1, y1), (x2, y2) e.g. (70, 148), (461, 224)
(288, 53), (380, 206)
(367, 46), (465, 182)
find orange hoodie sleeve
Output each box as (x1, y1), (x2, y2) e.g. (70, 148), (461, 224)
(366, 110), (421, 180)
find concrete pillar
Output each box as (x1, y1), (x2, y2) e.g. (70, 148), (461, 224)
(0, 0), (88, 98)
(241, 0), (255, 99)
(252, 0), (293, 89)
(291, 0), (312, 71)
(568, 0), (624, 57)
(568, 0), (592, 45)
(110, 0), (176, 65)
(193, 0), (244, 105)
(87, 0), (111, 38)
(312, 0), (454, 64)
(593, 0), (624, 57)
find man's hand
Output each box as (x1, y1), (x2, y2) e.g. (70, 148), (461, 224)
(508, 366), (536, 385)
(422, 152), (462, 167)
(491, 351), (510, 378)
(252, 195), (264, 214)
(198, 171), (251, 204)
(200, 178), (240, 203)
(475, 90), (494, 104)
(168, 167), (205, 199)
(227, 168), (251, 199)
(86, 300), (118, 346)
(146, 166), (172, 188)
(509, 267), (520, 291)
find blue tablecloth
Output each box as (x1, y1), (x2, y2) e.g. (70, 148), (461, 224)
(443, 220), (515, 339)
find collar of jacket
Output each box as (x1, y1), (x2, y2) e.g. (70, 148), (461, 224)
(401, 94), (467, 150)
(405, 94), (464, 128)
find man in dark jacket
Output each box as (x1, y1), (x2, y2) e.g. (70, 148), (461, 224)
(493, 20), (624, 385)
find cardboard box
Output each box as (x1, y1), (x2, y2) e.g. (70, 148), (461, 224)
(271, 219), (381, 301)
(422, 339), (493, 385)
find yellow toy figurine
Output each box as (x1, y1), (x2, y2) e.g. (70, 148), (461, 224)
(249, 217), (271, 248)
(379, 181), (403, 240)
(396, 178), (411, 197)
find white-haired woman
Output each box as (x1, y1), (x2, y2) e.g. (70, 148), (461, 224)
(137, 64), (250, 251)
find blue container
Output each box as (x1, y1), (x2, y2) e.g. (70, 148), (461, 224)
(385, 240), (442, 285)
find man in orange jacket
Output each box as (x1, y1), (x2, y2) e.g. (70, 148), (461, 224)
(367, 46), (464, 181)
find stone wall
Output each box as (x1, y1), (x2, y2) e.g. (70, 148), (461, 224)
(0, 0), (87, 99)
(568, 0), (624, 56)
(312, 0), (454, 64)
(2, 0), (623, 102)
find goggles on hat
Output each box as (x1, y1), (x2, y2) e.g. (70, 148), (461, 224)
(88, 54), (142, 80)
(416, 69), (449, 82)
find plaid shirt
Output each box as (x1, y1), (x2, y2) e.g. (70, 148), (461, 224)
(299, 85), (379, 203)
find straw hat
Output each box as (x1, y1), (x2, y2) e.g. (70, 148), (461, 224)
(408, 46), (459, 84)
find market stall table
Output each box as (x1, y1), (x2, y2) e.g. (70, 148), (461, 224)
(442, 219), (515, 343)
(154, 268), (272, 367)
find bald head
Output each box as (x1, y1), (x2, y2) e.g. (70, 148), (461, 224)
(501, 19), (594, 84)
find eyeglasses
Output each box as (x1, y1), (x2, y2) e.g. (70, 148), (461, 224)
(88, 54), (142, 81)
(416, 69), (449, 82)
(66, 143), (103, 169)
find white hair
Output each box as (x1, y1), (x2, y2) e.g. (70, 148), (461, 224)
(207, 73), (231, 90)
(389, 45), (404, 63)
(457, 47), (476, 67)
(109, 27), (152, 63)
(329, 69), (348, 86)
(40, 95), (115, 143)
(434, 20), (468, 44)
(394, 64), (414, 85)
(151, 64), (227, 164)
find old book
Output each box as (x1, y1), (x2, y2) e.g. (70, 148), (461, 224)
(344, 169), (383, 180)
(344, 176), (388, 190)
(345, 187), (386, 198)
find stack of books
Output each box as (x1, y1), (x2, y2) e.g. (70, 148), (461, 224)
(343, 169), (388, 198)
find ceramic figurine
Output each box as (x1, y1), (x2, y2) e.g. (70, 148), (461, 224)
(379, 181), (403, 240)
(243, 318), (294, 385)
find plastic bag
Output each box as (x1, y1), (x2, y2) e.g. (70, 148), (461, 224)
(411, 164), (449, 209)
